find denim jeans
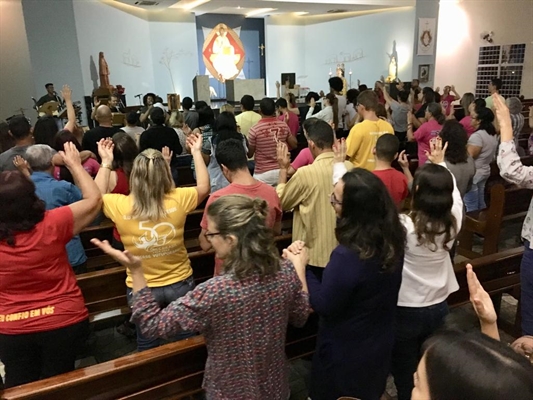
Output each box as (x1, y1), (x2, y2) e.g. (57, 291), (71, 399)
(391, 301), (449, 400)
(464, 176), (488, 212)
(127, 276), (196, 351)
(522, 241), (533, 335)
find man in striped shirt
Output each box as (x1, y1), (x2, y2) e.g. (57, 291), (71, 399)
(248, 98), (297, 186)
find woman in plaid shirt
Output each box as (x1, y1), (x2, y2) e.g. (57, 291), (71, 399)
(92, 195), (311, 400)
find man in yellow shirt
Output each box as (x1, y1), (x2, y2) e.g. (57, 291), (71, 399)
(346, 90), (394, 170)
(276, 119), (353, 280)
(235, 95), (261, 137)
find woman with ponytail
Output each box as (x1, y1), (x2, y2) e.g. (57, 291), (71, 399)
(464, 106), (499, 212)
(92, 194), (311, 400)
(407, 102), (446, 165)
(306, 92), (339, 130)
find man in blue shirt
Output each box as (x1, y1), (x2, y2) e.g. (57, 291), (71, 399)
(24, 144), (87, 274)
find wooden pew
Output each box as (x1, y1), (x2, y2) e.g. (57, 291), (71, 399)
(79, 234), (294, 323)
(2, 248), (522, 400)
(457, 156), (533, 258)
(457, 184), (506, 258)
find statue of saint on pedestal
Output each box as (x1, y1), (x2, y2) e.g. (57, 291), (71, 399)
(99, 52), (111, 89)
(336, 63), (348, 96)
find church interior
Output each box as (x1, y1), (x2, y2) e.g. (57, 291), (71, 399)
(1, 0), (533, 399)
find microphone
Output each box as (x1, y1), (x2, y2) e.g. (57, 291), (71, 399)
(134, 94), (142, 98)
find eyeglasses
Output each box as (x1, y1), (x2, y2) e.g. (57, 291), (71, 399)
(205, 231), (222, 241)
(330, 193), (342, 206)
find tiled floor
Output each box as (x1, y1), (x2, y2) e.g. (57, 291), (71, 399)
(0, 219), (525, 396)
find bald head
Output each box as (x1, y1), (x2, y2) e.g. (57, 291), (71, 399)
(96, 105), (112, 125)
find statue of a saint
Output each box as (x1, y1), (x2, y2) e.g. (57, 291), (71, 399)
(386, 55), (397, 83)
(99, 52), (111, 89)
(336, 63), (348, 95)
(210, 25), (241, 82)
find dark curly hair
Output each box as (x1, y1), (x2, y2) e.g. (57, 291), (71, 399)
(440, 120), (468, 164)
(0, 171), (45, 246)
(336, 169), (406, 271)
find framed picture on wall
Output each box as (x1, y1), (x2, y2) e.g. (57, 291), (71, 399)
(418, 64), (430, 83)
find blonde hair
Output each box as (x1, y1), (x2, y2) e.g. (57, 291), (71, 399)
(207, 195), (280, 279)
(169, 110), (184, 128)
(130, 149), (174, 221)
(220, 104), (235, 114)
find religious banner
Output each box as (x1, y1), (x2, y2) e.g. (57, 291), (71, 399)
(202, 23), (245, 83)
(417, 18), (436, 56)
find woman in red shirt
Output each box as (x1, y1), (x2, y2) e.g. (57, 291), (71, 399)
(94, 131), (138, 250)
(0, 142), (102, 388)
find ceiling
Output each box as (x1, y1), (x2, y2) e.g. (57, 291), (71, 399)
(113, 0), (414, 17)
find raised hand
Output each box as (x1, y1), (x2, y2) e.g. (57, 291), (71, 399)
(91, 238), (142, 271)
(186, 132), (203, 154)
(162, 146), (173, 165)
(61, 85), (72, 102)
(333, 138), (347, 164)
(380, 75), (385, 83)
(93, 96), (101, 107)
(425, 136), (447, 164)
(13, 155), (31, 177)
(275, 81), (280, 89)
(398, 150), (409, 170)
(467, 264), (497, 326)
(492, 94), (511, 124)
(451, 84), (456, 92)
(435, 86), (440, 93)
(59, 141), (82, 169)
(309, 97), (316, 108)
(276, 142), (291, 170)
(97, 138), (114, 165)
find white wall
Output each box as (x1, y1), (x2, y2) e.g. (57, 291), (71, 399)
(0, 0), (35, 121)
(21, 0), (85, 116)
(264, 22), (306, 97)
(435, 0), (533, 98)
(303, 9), (416, 92)
(73, 0), (156, 106)
(149, 20), (199, 100)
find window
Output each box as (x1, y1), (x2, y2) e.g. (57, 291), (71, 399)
(475, 44), (526, 98)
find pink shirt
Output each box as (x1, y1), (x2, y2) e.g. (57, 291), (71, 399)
(414, 119), (443, 165)
(441, 94), (456, 115)
(200, 181), (283, 275)
(278, 111), (299, 136)
(460, 116), (476, 136)
(54, 158), (100, 180)
(291, 148), (314, 171)
(248, 117), (291, 174)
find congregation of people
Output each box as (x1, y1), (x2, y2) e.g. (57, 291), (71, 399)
(1, 73), (533, 400)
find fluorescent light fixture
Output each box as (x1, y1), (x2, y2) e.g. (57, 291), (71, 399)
(246, 8), (276, 17)
(170, 0), (211, 10)
(293, 11), (309, 16)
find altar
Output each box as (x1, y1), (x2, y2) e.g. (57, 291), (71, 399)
(225, 79), (265, 103)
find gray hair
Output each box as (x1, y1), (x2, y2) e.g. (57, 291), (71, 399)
(506, 97), (522, 115)
(25, 144), (57, 171)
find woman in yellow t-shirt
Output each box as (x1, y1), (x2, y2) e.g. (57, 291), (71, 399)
(98, 134), (210, 351)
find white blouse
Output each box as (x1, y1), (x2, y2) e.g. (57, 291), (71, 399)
(333, 161), (463, 307)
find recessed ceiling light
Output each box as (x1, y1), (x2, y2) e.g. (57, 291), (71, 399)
(170, 0), (211, 10)
(293, 11), (309, 16)
(246, 8), (276, 17)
